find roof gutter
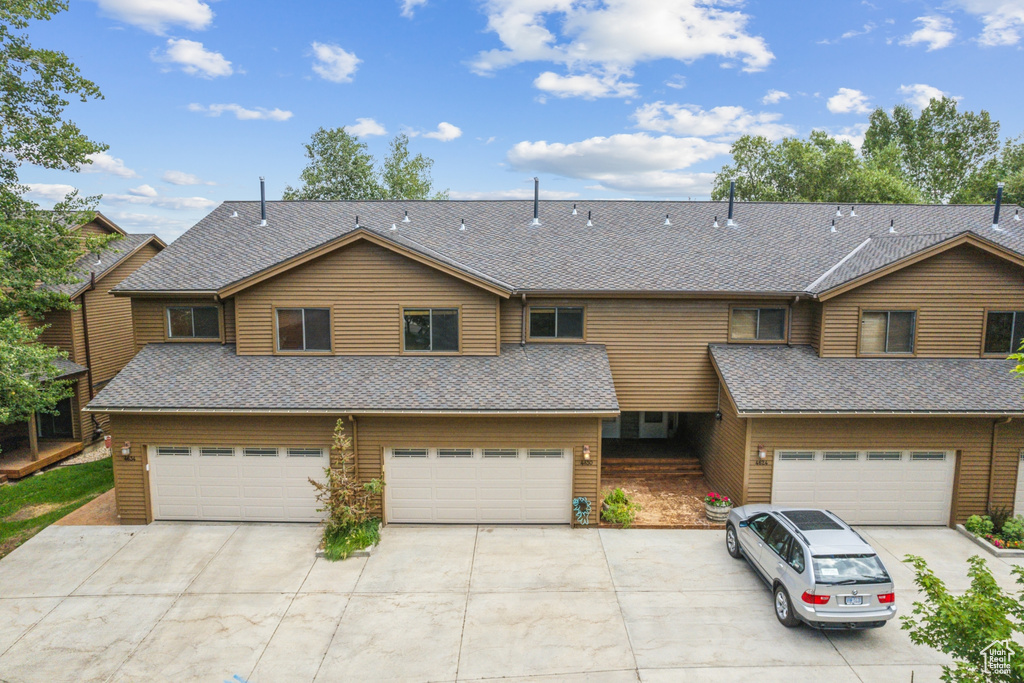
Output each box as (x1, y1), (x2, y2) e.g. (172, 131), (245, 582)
(735, 410), (1024, 418)
(511, 289), (809, 299)
(110, 289), (221, 298)
(83, 406), (621, 417)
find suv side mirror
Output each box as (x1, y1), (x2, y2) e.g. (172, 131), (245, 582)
(738, 521), (749, 528)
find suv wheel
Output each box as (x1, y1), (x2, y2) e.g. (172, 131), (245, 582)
(773, 585), (801, 628)
(725, 524), (742, 559)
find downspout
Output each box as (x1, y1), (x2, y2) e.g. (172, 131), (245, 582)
(520, 293), (527, 347)
(81, 272), (99, 438)
(988, 417), (1012, 511)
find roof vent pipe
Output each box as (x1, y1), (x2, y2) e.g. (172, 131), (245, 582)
(586, 210), (593, 227)
(403, 210), (410, 223)
(460, 218), (466, 231)
(531, 177), (541, 226)
(889, 219), (897, 234)
(830, 219), (836, 233)
(993, 182), (1005, 231)
(850, 206), (857, 217)
(713, 215), (719, 228)
(259, 177), (267, 227)
(1015, 208), (1021, 222)
(355, 215), (359, 228)
(664, 214), (671, 226)
(572, 203), (578, 216)
(726, 180), (736, 226)
(835, 205), (842, 217)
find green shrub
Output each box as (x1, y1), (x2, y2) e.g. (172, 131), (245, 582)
(322, 518), (381, 561)
(601, 488), (641, 528)
(965, 514), (994, 536)
(989, 505), (1014, 533)
(1003, 517), (1024, 544)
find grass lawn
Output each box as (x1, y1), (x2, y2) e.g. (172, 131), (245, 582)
(0, 457), (114, 560)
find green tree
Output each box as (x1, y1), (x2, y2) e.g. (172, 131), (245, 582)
(1, 1), (112, 432)
(863, 97), (1002, 204)
(955, 138), (1024, 206)
(711, 131), (919, 203)
(283, 128), (447, 201)
(902, 554), (1024, 682)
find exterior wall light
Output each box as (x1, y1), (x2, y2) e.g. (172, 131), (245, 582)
(581, 444), (594, 465)
(757, 444), (767, 459)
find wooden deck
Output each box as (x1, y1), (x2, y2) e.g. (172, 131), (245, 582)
(0, 441), (83, 480)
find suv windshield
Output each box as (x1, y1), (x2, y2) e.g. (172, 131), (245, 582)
(812, 554), (890, 585)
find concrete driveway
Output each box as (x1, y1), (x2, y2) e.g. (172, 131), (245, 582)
(0, 523), (1019, 683)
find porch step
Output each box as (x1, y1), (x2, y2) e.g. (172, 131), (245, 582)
(602, 457), (704, 477)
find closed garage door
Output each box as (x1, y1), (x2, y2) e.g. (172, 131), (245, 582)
(771, 449), (956, 525)
(385, 447), (573, 523)
(148, 445), (328, 521)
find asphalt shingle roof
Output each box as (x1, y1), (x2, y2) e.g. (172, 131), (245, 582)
(114, 200), (1024, 295)
(86, 342), (619, 414)
(710, 344), (1024, 415)
(48, 358), (88, 381)
(45, 233), (157, 298)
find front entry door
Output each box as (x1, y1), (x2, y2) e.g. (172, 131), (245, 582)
(37, 396), (74, 439)
(639, 411), (668, 439)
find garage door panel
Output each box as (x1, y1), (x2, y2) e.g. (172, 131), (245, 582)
(772, 449), (954, 525)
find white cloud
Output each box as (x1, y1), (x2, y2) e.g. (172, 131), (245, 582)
(400, 0), (428, 18)
(188, 103), (293, 121)
(82, 151), (139, 178)
(26, 183), (78, 203)
(92, 0), (213, 34)
(162, 170), (215, 186)
(833, 123), (870, 150)
(422, 122), (463, 142)
(826, 87), (872, 114)
(103, 191), (218, 211)
(471, 0), (774, 98)
(633, 102), (795, 140)
(665, 75), (687, 89)
(101, 211), (193, 240)
(900, 15), (957, 50)
(898, 83), (959, 109)
(347, 118), (388, 137)
(449, 188), (580, 200)
(507, 132), (729, 195)
(950, 0), (1024, 46)
(154, 38), (232, 78)
(534, 70), (638, 99)
(127, 184), (158, 197)
(819, 22), (876, 44)
(311, 42), (361, 83)
(762, 89), (790, 104)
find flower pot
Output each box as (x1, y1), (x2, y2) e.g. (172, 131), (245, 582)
(705, 502), (732, 523)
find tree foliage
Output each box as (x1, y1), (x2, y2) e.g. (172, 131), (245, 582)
(711, 131), (920, 204)
(902, 554), (1024, 682)
(1, 1), (111, 431)
(283, 128), (447, 201)
(863, 97), (1002, 204)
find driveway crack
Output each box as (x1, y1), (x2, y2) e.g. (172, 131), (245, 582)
(453, 524), (480, 681)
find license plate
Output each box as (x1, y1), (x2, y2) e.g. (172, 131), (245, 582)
(845, 596), (863, 606)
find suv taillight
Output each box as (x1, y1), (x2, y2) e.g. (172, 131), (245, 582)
(801, 591), (831, 605)
(877, 592), (895, 604)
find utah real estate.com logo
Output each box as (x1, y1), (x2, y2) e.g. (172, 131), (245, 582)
(982, 638), (1014, 676)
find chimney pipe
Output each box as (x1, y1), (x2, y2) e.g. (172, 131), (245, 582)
(993, 182), (1005, 230)
(727, 180), (736, 226)
(259, 176), (267, 227)
(531, 177), (540, 226)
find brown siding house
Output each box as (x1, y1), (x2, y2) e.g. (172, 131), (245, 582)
(87, 199), (1024, 528)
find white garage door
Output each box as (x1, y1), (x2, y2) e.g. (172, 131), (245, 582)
(385, 447), (573, 523)
(771, 449), (956, 525)
(148, 445), (328, 521)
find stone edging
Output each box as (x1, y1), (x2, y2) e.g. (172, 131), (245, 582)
(954, 524), (1024, 557)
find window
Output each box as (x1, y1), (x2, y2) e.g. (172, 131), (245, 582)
(156, 446), (191, 457)
(765, 523), (793, 557)
(823, 451), (859, 461)
(200, 447), (234, 457)
(860, 311), (915, 354)
(787, 540), (806, 573)
(730, 307), (786, 341)
(167, 306), (219, 339)
(287, 448), (324, 458)
(911, 451), (946, 461)
(527, 448), (564, 458)
(985, 311), (1024, 355)
(748, 513), (777, 540)
(277, 308), (331, 352)
(778, 451), (814, 461)
(529, 307), (584, 339)
(438, 448), (473, 458)
(403, 308), (459, 352)
(244, 447), (278, 457)
(483, 448), (518, 459)
(392, 448), (428, 458)
(867, 451), (901, 461)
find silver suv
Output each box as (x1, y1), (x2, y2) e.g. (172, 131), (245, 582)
(725, 505), (897, 629)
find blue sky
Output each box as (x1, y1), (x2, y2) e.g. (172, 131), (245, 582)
(21, 0), (1024, 242)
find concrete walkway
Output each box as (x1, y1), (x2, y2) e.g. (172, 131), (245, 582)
(0, 523), (1018, 682)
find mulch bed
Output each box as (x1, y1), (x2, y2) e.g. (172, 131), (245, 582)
(600, 473), (724, 529)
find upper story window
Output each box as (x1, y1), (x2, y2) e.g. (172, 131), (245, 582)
(730, 307), (786, 342)
(529, 306), (584, 339)
(860, 310), (915, 354)
(276, 308), (331, 352)
(403, 308), (459, 352)
(985, 311), (1024, 355)
(167, 306), (220, 339)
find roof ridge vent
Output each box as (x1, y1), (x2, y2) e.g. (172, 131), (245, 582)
(664, 213), (671, 226)
(402, 210), (410, 223)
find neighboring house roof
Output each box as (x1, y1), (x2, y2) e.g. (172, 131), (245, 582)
(45, 358), (88, 381)
(709, 344), (1024, 416)
(114, 200), (1024, 296)
(44, 233), (163, 298)
(85, 343), (620, 415)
